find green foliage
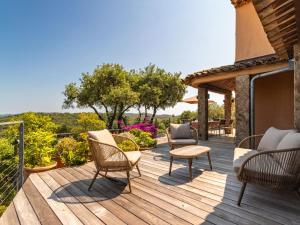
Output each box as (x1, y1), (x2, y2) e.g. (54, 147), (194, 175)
(117, 140), (136, 152)
(75, 113), (106, 132)
(179, 110), (197, 122)
(129, 129), (156, 148)
(0, 205), (8, 217)
(24, 130), (56, 167)
(135, 64), (186, 122)
(0, 139), (17, 215)
(209, 103), (224, 120)
(63, 63), (139, 128)
(5, 112), (57, 168)
(55, 137), (88, 166)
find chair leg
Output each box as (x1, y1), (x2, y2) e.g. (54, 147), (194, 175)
(169, 156), (173, 176)
(136, 164), (141, 177)
(207, 152), (212, 170)
(88, 169), (100, 191)
(104, 168), (108, 177)
(237, 182), (247, 206)
(126, 170), (132, 193)
(296, 188), (300, 199)
(188, 158), (193, 181)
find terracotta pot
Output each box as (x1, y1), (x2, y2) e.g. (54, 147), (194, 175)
(24, 162), (57, 180)
(55, 155), (65, 169)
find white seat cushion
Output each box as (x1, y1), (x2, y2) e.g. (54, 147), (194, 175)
(257, 127), (296, 151)
(170, 123), (192, 139)
(103, 151), (141, 167)
(88, 129), (118, 148)
(170, 139), (197, 145)
(233, 148), (288, 179)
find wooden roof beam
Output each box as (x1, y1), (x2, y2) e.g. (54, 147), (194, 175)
(189, 62), (288, 88)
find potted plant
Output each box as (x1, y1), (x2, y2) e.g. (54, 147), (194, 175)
(4, 113), (59, 178)
(55, 136), (88, 167)
(23, 130), (57, 177)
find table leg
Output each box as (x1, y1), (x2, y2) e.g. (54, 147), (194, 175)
(207, 152), (212, 170)
(169, 156), (173, 176)
(188, 158), (193, 181)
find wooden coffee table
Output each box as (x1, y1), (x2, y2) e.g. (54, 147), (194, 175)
(169, 145), (212, 181)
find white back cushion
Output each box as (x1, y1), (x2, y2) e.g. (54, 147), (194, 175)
(88, 129), (118, 148)
(170, 123), (192, 139)
(277, 133), (300, 150)
(276, 133), (300, 174)
(257, 127), (297, 151)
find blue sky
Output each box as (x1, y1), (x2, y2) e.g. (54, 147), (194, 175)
(0, 0), (235, 115)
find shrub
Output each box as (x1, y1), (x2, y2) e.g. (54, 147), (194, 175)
(124, 123), (157, 137)
(117, 140), (136, 152)
(24, 130), (56, 168)
(55, 137), (88, 166)
(4, 112), (57, 168)
(128, 129), (157, 148)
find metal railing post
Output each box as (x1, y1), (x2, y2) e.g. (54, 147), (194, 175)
(18, 122), (24, 190)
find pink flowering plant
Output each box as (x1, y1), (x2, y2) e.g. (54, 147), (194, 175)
(124, 123), (157, 138)
(123, 123), (157, 148)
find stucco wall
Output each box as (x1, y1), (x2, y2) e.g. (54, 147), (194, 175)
(235, 2), (275, 62)
(254, 71), (294, 134)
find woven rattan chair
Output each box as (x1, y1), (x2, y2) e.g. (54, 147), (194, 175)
(87, 129), (141, 192)
(234, 134), (300, 206)
(166, 124), (198, 150)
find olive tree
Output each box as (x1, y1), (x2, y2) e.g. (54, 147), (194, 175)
(137, 64), (186, 123)
(63, 64), (139, 129)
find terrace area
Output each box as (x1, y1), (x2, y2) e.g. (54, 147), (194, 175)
(1, 137), (299, 225)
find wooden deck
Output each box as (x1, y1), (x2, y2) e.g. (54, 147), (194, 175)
(1, 137), (300, 225)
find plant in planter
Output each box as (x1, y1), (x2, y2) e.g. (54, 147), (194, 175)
(24, 130), (56, 168)
(55, 137), (88, 166)
(4, 113), (58, 174)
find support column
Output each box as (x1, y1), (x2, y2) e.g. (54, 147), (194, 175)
(198, 87), (208, 141)
(235, 75), (250, 145)
(294, 43), (300, 130)
(224, 92), (232, 126)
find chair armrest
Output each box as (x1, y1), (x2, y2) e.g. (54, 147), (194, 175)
(113, 134), (140, 151)
(238, 148), (300, 177)
(191, 127), (199, 143)
(88, 138), (131, 168)
(238, 134), (264, 149)
(165, 129), (171, 142)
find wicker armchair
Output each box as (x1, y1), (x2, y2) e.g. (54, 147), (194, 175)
(87, 129), (141, 192)
(234, 134), (300, 206)
(166, 126), (198, 150)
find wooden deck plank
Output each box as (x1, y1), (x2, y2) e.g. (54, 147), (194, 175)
(0, 203), (20, 225)
(137, 155), (300, 224)
(13, 189), (41, 225)
(66, 166), (185, 225)
(1, 138), (300, 225)
(48, 170), (126, 225)
(29, 173), (83, 225)
(128, 169), (281, 225)
(38, 172), (104, 225)
(76, 165), (211, 225)
(58, 167), (150, 225)
(22, 179), (62, 225)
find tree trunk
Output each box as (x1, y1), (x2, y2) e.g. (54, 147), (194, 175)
(107, 106), (117, 129)
(150, 107), (157, 124)
(137, 106), (142, 123)
(89, 105), (104, 121)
